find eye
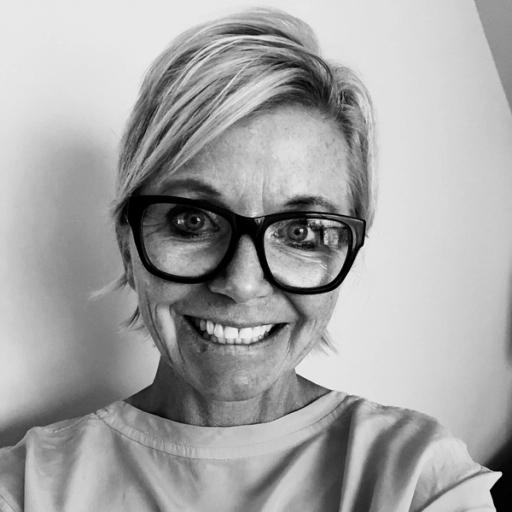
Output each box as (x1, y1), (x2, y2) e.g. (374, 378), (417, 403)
(167, 207), (218, 236)
(270, 219), (319, 250)
(267, 218), (351, 252)
(285, 222), (313, 243)
(172, 210), (206, 231)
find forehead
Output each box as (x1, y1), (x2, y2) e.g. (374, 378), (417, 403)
(151, 105), (351, 215)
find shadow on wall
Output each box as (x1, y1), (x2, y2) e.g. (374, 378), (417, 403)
(488, 276), (512, 510)
(0, 125), (148, 448)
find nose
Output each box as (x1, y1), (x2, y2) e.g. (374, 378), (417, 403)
(208, 235), (273, 303)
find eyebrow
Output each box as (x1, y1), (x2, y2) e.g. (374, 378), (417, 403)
(158, 178), (340, 212)
(284, 195), (340, 212)
(158, 178), (222, 197)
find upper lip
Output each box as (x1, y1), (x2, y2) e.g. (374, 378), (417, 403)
(184, 314), (287, 328)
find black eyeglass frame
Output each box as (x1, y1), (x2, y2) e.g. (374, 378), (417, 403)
(125, 195), (366, 294)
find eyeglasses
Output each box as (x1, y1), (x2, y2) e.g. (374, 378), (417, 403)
(125, 195), (365, 294)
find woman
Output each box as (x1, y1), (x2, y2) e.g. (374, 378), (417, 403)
(0, 8), (500, 511)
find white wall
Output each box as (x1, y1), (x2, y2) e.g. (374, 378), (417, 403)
(1, 0), (511, 463)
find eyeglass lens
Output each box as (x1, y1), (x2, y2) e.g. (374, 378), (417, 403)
(264, 218), (349, 288)
(140, 202), (351, 288)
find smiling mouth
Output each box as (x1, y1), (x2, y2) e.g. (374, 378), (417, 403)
(184, 316), (283, 345)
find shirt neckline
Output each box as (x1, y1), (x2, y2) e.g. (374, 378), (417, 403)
(95, 390), (349, 459)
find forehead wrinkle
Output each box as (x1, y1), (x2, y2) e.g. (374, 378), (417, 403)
(203, 121), (271, 214)
(161, 105), (351, 216)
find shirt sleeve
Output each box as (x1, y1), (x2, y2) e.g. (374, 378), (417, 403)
(411, 436), (501, 512)
(419, 472), (501, 511)
(0, 494), (18, 512)
(0, 442), (26, 512)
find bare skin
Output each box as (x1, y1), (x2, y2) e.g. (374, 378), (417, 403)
(124, 105), (352, 426)
(127, 362), (328, 426)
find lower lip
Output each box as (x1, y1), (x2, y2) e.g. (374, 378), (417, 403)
(183, 316), (285, 348)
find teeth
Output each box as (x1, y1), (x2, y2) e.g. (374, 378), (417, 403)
(213, 323), (223, 338)
(224, 326), (238, 340)
(191, 318), (276, 345)
(239, 327), (253, 340)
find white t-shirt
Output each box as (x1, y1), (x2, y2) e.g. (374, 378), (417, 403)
(0, 391), (500, 511)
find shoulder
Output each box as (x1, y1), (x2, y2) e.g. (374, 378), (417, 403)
(333, 393), (500, 510)
(0, 440), (27, 512)
(0, 407), (114, 512)
(334, 392), (455, 448)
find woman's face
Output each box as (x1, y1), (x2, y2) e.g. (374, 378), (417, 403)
(126, 105), (353, 401)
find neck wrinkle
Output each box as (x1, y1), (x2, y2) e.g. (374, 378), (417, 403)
(127, 358), (328, 427)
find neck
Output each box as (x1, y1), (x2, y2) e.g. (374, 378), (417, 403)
(126, 358), (328, 427)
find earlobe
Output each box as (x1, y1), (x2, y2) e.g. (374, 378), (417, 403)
(122, 244), (136, 290)
(124, 256), (135, 290)
(119, 230), (136, 290)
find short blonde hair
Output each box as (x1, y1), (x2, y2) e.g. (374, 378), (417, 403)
(111, 7), (376, 332)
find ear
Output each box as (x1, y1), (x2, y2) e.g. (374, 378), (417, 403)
(117, 226), (136, 290)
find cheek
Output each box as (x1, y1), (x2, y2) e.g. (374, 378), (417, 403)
(129, 236), (190, 307)
(131, 258), (190, 326)
(286, 291), (339, 363)
(132, 263), (196, 364)
(293, 290), (339, 330)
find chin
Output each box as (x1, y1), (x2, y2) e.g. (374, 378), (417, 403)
(164, 310), (295, 400)
(147, 302), (316, 403)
